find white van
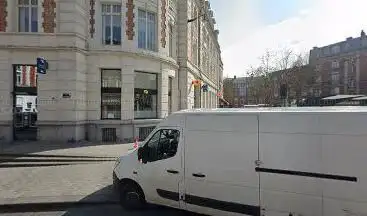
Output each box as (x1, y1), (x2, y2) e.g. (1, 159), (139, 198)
(113, 107), (367, 216)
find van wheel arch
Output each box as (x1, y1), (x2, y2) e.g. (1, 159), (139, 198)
(118, 178), (146, 210)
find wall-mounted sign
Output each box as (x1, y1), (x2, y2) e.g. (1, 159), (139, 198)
(36, 57), (48, 74)
(62, 93), (71, 98)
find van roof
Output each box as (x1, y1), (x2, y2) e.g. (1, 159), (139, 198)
(175, 107), (367, 115)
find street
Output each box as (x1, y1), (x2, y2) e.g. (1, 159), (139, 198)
(0, 142), (197, 216)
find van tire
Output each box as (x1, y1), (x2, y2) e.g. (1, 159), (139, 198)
(119, 182), (146, 211)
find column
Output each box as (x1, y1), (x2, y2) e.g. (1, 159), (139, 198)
(121, 66), (134, 120)
(158, 68), (169, 118)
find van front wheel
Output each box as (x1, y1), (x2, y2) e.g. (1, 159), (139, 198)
(119, 183), (146, 210)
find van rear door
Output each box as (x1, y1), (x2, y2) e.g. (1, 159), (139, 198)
(184, 113), (261, 216)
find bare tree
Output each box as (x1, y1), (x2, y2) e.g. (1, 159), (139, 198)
(247, 48), (311, 106)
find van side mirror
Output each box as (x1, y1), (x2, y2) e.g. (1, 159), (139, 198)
(137, 147), (148, 164)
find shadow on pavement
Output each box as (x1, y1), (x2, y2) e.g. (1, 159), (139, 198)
(62, 185), (202, 216)
(0, 185), (202, 216)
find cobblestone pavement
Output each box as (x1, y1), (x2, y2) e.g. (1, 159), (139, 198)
(0, 143), (197, 216)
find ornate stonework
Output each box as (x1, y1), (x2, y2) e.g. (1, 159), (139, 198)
(160, 0), (167, 48)
(0, 0), (8, 32)
(42, 0), (56, 33)
(125, 0), (135, 40)
(89, 0), (96, 38)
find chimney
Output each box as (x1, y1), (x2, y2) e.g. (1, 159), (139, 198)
(361, 30), (366, 37)
(234, 75), (237, 79)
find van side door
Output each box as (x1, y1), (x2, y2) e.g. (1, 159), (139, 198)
(137, 128), (183, 209)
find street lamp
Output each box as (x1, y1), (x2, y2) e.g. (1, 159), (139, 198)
(187, 3), (209, 108)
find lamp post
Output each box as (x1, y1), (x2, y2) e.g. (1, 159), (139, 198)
(187, 3), (208, 108)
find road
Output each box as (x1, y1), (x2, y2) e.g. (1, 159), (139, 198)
(0, 142), (199, 216)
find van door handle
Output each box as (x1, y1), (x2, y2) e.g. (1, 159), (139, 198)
(192, 173), (206, 178)
(166, 169), (179, 174)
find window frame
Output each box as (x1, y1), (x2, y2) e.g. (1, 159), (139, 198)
(101, 3), (122, 46)
(137, 9), (158, 51)
(134, 71), (158, 119)
(143, 128), (180, 163)
(17, 0), (39, 33)
(100, 69), (122, 120)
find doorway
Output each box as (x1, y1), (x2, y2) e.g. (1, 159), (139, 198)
(12, 65), (38, 141)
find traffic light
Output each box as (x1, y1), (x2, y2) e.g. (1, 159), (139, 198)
(36, 57), (48, 74)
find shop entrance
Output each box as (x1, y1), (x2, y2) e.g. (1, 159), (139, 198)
(12, 65), (38, 141)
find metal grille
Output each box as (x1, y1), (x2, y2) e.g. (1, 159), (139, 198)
(101, 128), (117, 142)
(139, 126), (155, 141)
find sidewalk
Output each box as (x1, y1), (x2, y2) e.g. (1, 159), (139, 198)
(0, 141), (134, 157)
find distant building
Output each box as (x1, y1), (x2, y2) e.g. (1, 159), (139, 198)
(309, 30), (367, 97)
(223, 76), (248, 107)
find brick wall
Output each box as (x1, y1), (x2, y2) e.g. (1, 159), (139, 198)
(160, 0), (167, 48)
(126, 0), (135, 40)
(42, 0), (56, 33)
(0, 0), (7, 32)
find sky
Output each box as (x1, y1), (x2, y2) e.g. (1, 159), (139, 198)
(209, 0), (367, 77)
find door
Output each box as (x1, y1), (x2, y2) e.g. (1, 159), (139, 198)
(137, 127), (183, 209)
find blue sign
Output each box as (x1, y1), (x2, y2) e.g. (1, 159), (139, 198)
(36, 57), (48, 74)
(201, 84), (209, 92)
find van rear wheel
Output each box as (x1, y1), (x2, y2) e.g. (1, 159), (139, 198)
(119, 183), (146, 210)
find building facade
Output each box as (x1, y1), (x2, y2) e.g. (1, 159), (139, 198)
(223, 76), (248, 107)
(0, 0), (222, 143)
(309, 30), (367, 97)
(177, 0), (223, 110)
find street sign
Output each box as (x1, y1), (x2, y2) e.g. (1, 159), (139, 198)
(36, 57), (48, 74)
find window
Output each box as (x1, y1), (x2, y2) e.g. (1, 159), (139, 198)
(168, 77), (173, 114)
(332, 61), (339, 69)
(331, 45), (340, 54)
(349, 79), (356, 88)
(102, 4), (122, 45)
(331, 72), (340, 85)
(144, 129), (180, 162)
(332, 87), (340, 95)
(18, 0), (38, 32)
(134, 72), (158, 119)
(138, 9), (157, 51)
(169, 24), (173, 57)
(101, 69), (121, 119)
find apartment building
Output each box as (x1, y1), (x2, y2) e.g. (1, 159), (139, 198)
(309, 30), (367, 97)
(0, 0), (223, 143)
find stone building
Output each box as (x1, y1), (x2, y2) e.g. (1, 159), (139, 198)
(0, 0), (222, 143)
(309, 30), (367, 97)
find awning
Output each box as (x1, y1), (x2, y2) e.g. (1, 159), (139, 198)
(321, 94), (365, 100)
(353, 96), (367, 100)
